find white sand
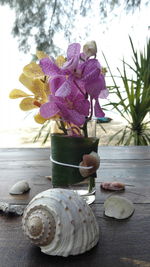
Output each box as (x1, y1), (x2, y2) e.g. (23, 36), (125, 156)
(0, 118), (126, 148)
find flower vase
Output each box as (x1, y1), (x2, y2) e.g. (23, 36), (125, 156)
(50, 133), (99, 204)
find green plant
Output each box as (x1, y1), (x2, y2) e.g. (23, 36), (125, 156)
(103, 36), (150, 145)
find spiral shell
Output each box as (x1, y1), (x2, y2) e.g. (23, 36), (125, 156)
(22, 189), (99, 257)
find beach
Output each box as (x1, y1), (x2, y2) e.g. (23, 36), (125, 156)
(0, 117), (126, 148)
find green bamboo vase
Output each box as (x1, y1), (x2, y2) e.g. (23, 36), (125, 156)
(51, 133), (99, 188)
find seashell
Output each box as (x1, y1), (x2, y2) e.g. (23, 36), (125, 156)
(101, 182), (125, 191)
(79, 151), (100, 177)
(104, 196), (134, 220)
(22, 188), (99, 257)
(9, 180), (30, 195)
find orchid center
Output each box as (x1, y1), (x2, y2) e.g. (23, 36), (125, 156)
(74, 68), (82, 78)
(66, 99), (74, 109)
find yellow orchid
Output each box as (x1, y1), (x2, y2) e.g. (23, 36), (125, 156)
(9, 70), (49, 124)
(9, 51), (49, 123)
(9, 51), (66, 125)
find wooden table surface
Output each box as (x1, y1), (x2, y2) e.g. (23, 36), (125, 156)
(0, 146), (150, 267)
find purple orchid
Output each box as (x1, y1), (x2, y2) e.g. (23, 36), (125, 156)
(40, 43), (107, 97)
(80, 58), (108, 117)
(61, 43), (81, 73)
(39, 41), (108, 135)
(40, 87), (90, 126)
(40, 43), (83, 97)
(40, 43), (81, 77)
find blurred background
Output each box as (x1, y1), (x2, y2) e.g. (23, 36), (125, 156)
(0, 0), (150, 147)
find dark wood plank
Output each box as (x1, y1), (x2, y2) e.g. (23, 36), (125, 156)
(0, 147), (150, 267)
(0, 146), (149, 161)
(0, 149), (150, 204)
(0, 204), (150, 267)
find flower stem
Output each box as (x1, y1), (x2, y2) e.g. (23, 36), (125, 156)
(73, 80), (85, 96)
(57, 120), (68, 135)
(88, 177), (95, 193)
(89, 97), (93, 120)
(81, 97), (94, 137)
(81, 119), (88, 138)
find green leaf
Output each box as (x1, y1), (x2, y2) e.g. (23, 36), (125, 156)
(108, 128), (124, 145)
(103, 36), (150, 146)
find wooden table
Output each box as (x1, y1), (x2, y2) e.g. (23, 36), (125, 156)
(0, 146), (150, 267)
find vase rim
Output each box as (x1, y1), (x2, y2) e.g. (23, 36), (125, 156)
(51, 133), (99, 141)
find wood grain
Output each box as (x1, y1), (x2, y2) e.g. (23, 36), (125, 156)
(0, 204), (150, 267)
(0, 147), (150, 267)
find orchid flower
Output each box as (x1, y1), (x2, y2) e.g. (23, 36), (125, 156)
(40, 43), (108, 119)
(9, 62), (49, 124)
(40, 87), (90, 126)
(83, 40), (97, 58)
(40, 43), (83, 97)
(9, 52), (66, 124)
(80, 58), (108, 117)
(10, 41), (108, 137)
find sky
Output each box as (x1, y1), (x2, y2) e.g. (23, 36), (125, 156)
(0, 6), (32, 129)
(0, 4), (150, 131)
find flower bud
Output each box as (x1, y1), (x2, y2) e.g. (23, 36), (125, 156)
(83, 41), (97, 58)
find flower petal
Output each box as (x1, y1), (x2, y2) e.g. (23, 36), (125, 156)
(85, 80), (101, 99)
(61, 56), (79, 74)
(55, 56), (66, 67)
(83, 41), (97, 58)
(94, 100), (105, 117)
(40, 98), (60, 119)
(74, 99), (90, 116)
(19, 73), (34, 92)
(50, 75), (66, 95)
(55, 80), (72, 97)
(9, 89), (32, 99)
(32, 79), (48, 102)
(19, 98), (37, 111)
(82, 59), (100, 82)
(34, 113), (48, 124)
(36, 51), (49, 60)
(67, 43), (81, 60)
(99, 88), (109, 99)
(67, 109), (85, 126)
(56, 101), (85, 126)
(85, 74), (107, 99)
(98, 74), (107, 95)
(79, 52), (88, 61)
(40, 57), (61, 76)
(23, 62), (44, 78)
(73, 78), (86, 94)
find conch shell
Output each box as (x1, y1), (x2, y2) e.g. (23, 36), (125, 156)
(22, 189), (99, 257)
